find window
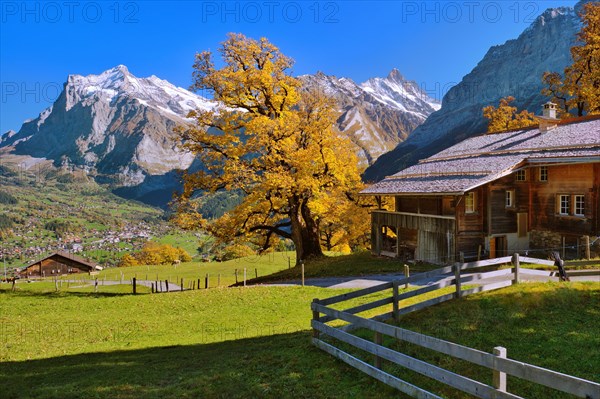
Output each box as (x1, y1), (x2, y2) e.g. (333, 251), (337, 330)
(515, 170), (526, 182)
(539, 166), (548, 182)
(574, 195), (585, 216)
(558, 194), (570, 215)
(506, 190), (515, 208)
(465, 192), (476, 213)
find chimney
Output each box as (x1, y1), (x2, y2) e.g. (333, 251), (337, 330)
(538, 102), (559, 132)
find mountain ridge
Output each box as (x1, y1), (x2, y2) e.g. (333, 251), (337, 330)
(1, 65), (435, 204)
(363, 2), (582, 181)
(299, 70), (440, 164)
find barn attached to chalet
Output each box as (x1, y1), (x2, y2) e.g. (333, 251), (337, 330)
(361, 106), (600, 264)
(19, 251), (99, 278)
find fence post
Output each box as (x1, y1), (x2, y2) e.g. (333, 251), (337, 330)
(132, 278), (136, 295)
(205, 274), (209, 289)
(151, 282), (154, 293)
(374, 332), (383, 369)
(301, 262), (305, 287)
(243, 268), (247, 287)
(235, 269), (238, 284)
(312, 298), (320, 339)
(392, 281), (400, 321)
(454, 262), (462, 299)
(403, 264), (409, 289)
(255, 268), (258, 279)
(181, 278), (184, 292)
(584, 235), (591, 260)
(165, 280), (169, 292)
(493, 346), (507, 392)
(512, 253), (520, 285)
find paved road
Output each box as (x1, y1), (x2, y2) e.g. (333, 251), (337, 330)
(262, 268), (600, 289)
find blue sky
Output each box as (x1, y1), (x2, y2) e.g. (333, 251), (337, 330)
(0, 0), (577, 133)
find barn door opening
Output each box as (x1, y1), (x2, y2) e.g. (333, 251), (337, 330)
(496, 236), (507, 257)
(489, 236), (507, 258)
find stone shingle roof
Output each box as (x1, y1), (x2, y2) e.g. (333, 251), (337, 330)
(361, 118), (600, 195)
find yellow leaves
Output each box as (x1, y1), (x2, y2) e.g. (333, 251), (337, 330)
(541, 3), (600, 116)
(483, 96), (537, 133)
(177, 33), (366, 258)
(121, 242), (192, 266)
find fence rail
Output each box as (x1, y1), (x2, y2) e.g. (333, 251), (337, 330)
(311, 254), (600, 399)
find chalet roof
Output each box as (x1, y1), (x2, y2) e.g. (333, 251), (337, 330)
(22, 251), (99, 271)
(362, 118), (600, 196)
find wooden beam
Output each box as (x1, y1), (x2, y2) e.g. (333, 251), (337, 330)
(313, 322), (521, 399)
(312, 338), (444, 399)
(312, 304), (600, 398)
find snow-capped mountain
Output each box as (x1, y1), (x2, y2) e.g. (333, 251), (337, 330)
(1, 65), (437, 205)
(300, 70), (440, 164)
(1, 65), (217, 204)
(361, 69), (440, 116)
(364, 2), (584, 182)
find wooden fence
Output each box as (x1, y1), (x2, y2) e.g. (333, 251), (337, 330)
(311, 254), (600, 399)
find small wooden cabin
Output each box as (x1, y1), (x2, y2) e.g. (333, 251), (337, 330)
(19, 251), (98, 278)
(361, 109), (600, 264)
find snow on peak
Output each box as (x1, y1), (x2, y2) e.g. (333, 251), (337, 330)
(37, 106), (53, 128)
(360, 70), (441, 114)
(66, 65), (216, 117)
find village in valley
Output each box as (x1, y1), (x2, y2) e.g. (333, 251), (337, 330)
(0, 1), (599, 399)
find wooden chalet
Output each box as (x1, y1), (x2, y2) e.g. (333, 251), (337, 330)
(19, 251), (99, 278)
(361, 104), (600, 264)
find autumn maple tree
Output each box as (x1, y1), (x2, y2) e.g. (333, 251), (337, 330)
(175, 33), (365, 262)
(483, 96), (537, 133)
(542, 2), (600, 116)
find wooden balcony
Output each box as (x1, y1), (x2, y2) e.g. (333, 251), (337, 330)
(371, 210), (455, 234)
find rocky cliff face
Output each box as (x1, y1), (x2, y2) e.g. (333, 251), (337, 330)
(300, 70), (440, 164)
(1, 66), (216, 204)
(364, 4), (582, 182)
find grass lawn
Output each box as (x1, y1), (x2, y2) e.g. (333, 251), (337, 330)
(92, 251), (297, 288)
(1, 280), (597, 398)
(0, 284), (407, 399)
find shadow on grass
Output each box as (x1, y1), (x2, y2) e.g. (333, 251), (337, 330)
(0, 332), (401, 399)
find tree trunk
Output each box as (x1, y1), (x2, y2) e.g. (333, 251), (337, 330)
(290, 197), (324, 264)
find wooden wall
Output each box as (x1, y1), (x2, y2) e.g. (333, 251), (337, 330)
(455, 188), (486, 257)
(378, 162), (599, 261)
(530, 163), (596, 236)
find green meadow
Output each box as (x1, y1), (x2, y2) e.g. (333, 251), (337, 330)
(0, 252), (598, 399)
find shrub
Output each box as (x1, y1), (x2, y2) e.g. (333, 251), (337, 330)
(120, 242), (192, 266)
(0, 191), (17, 205)
(221, 244), (255, 261)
